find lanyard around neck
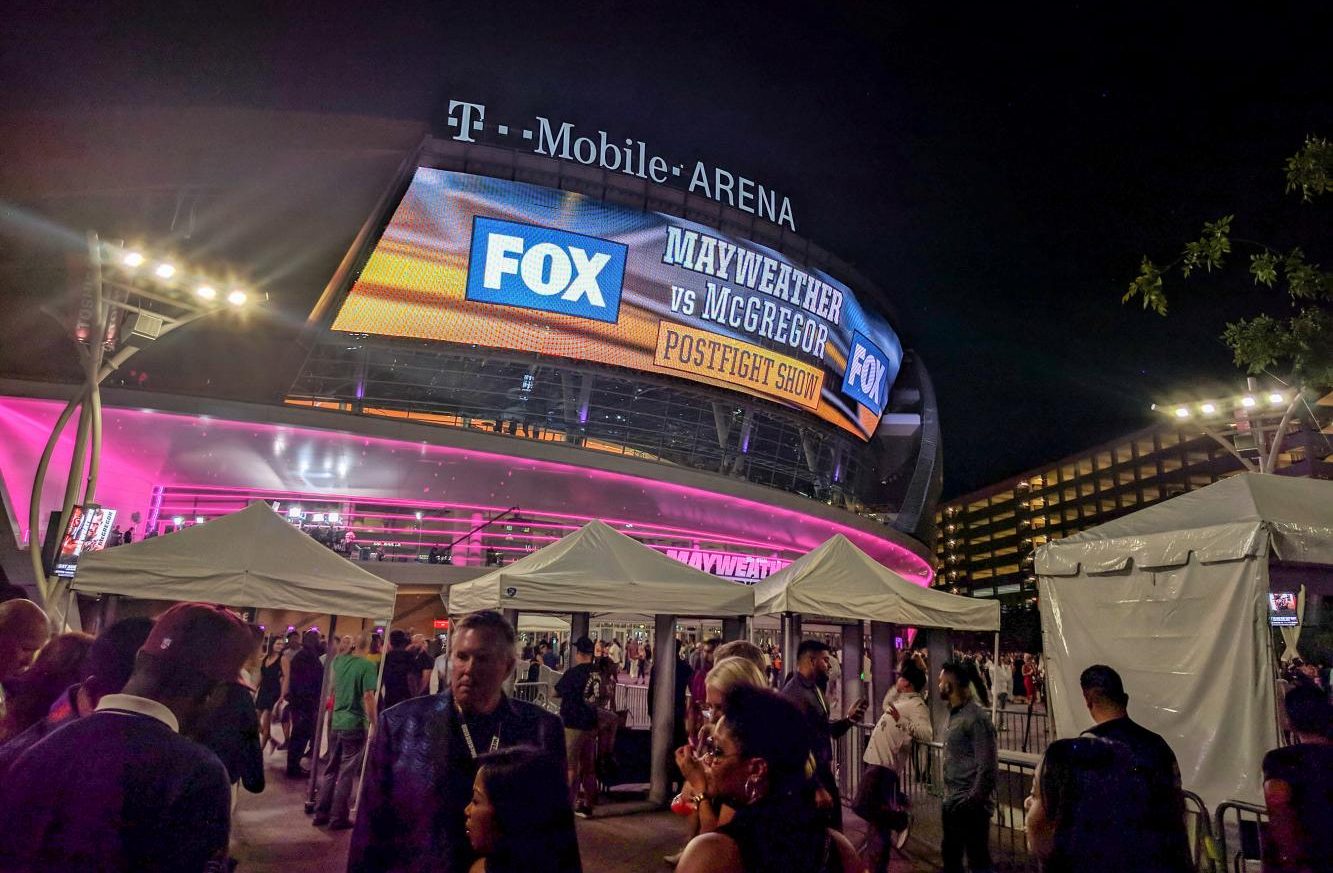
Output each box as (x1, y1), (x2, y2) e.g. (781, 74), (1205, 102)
(457, 705), (503, 760)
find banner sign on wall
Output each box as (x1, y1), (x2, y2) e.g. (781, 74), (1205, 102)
(331, 168), (902, 440)
(54, 505), (117, 579)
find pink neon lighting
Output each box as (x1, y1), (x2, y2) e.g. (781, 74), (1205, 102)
(0, 396), (934, 582)
(160, 483), (917, 568)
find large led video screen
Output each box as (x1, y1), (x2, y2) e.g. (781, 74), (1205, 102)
(332, 168), (903, 439)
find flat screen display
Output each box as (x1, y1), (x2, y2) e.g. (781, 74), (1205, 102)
(331, 168), (903, 440)
(54, 505), (117, 579)
(1268, 591), (1299, 627)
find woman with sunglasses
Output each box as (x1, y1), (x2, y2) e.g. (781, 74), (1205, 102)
(678, 685), (863, 873)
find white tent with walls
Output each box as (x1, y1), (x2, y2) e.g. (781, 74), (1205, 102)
(1034, 473), (1333, 811)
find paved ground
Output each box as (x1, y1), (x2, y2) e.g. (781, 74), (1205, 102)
(230, 750), (948, 872)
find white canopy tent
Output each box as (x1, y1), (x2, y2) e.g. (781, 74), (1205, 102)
(72, 501), (398, 620)
(72, 500), (400, 811)
(1035, 473), (1333, 810)
(756, 534), (1001, 725)
(446, 519), (753, 805)
(754, 534), (1000, 630)
(445, 519), (753, 617)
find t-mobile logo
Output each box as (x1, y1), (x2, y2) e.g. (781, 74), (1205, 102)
(447, 100), (486, 143)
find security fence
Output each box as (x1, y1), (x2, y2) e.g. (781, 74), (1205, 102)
(1212, 800), (1268, 873)
(835, 727), (1228, 872)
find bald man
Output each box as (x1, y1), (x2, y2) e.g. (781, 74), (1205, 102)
(0, 599), (50, 721)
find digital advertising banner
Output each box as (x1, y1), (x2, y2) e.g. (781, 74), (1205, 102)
(331, 168), (902, 439)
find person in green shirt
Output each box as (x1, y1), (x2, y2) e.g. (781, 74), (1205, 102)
(314, 632), (379, 829)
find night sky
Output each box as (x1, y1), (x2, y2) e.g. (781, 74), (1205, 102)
(1, 2), (1328, 498)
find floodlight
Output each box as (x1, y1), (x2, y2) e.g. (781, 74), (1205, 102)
(1174, 407), (1190, 419)
(194, 516), (204, 524)
(415, 510), (424, 521)
(1241, 396), (1257, 408)
(196, 285), (217, 301)
(154, 262), (176, 279)
(171, 515), (185, 527)
(226, 289), (247, 307)
(1268, 392), (1285, 405)
(122, 251), (145, 268)
(1199, 402), (1217, 415)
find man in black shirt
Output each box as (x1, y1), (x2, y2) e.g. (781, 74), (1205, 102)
(555, 636), (600, 817)
(380, 629), (417, 709)
(410, 633), (435, 697)
(1261, 683), (1332, 872)
(1080, 664), (1192, 873)
(0, 602), (256, 872)
(349, 610), (574, 873)
(285, 630), (324, 778)
(781, 639), (868, 831)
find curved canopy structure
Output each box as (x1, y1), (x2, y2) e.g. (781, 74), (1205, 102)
(73, 501), (398, 619)
(446, 520), (753, 617)
(753, 534), (1000, 630)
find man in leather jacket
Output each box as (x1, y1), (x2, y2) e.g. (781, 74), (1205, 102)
(348, 610), (577, 873)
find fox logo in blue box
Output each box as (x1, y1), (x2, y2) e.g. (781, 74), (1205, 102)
(465, 217), (626, 324)
(841, 331), (890, 416)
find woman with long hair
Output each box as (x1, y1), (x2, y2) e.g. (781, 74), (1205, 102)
(666, 656), (770, 865)
(0, 632), (94, 742)
(1024, 736), (1145, 873)
(254, 636), (285, 753)
(678, 685), (862, 873)
(464, 745), (582, 873)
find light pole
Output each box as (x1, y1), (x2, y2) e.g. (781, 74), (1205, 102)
(1153, 378), (1306, 474)
(29, 233), (257, 620)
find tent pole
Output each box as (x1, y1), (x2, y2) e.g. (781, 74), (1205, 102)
(305, 651), (338, 812)
(350, 610), (396, 821)
(991, 631), (1000, 726)
(648, 614), (676, 805)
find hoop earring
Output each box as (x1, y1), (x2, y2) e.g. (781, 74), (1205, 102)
(744, 775), (761, 805)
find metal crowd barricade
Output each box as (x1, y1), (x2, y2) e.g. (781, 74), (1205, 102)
(615, 682), (650, 730)
(1213, 800), (1268, 873)
(993, 703), (1052, 755)
(833, 726), (1223, 873)
(1181, 789), (1219, 873)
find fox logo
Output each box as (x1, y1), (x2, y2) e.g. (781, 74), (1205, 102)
(466, 217), (626, 324)
(841, 333), (890, 415)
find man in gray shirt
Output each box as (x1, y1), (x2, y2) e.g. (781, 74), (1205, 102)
(939, 659), (997, 873)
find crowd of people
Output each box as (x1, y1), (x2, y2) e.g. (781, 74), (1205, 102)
(1, 586), (1330, 873)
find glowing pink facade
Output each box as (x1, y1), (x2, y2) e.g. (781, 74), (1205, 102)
(0, 392), (934, 583)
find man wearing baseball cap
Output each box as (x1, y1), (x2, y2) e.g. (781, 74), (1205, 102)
(0, 602), (257, 872)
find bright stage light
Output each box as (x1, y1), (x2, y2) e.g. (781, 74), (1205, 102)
(171, 515), (185, 527)
(1241, 396), (1257, 408)
(122, 251), (145, 268)
(1174, 407), (1191, 419)
(1199, 402), (1217, 415)
(194, 516), (204, 524)
(226, 289), (247, 307)
(196, 285), (217, 301)
(154, 262), (176, 279)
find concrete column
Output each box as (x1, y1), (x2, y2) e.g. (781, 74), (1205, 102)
(569, 612), (590, 669)
(924, 627), (953, 741)
(721, 617), (744, 642)
(781, 612), (802, 686)
(649, 614), (677, 805)
(840, 621), (865, 721)
(869, 621), (897, 710)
